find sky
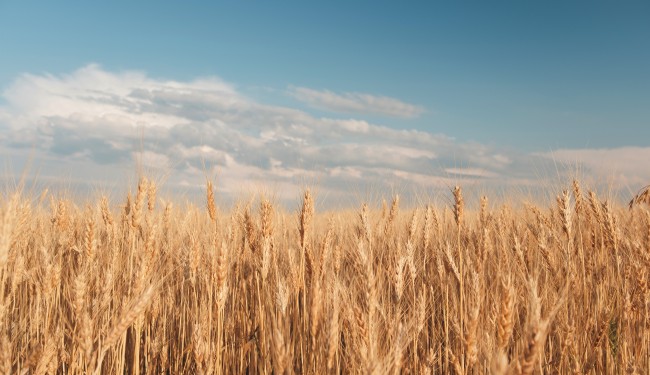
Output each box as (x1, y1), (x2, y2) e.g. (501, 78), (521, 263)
(0, 1), (649, 205)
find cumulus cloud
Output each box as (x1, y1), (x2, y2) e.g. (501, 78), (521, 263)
(288, 86), (425, 118)
(0, 64), (584, 205)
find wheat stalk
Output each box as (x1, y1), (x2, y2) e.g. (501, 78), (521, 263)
(206, 180), (217, 222)
(629, 185), (650, 209)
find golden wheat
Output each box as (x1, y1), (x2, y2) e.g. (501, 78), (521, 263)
(0, 180), (649, 374)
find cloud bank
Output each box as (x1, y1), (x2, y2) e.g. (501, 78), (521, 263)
(1, 64), (647, 205)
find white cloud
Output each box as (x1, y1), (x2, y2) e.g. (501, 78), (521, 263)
(0, 64), (607, 205)
(134, 151), (171, 169)
(445, 168), (499, 178)
(540, 147), (650, 187)
(289, 86), (425, 118)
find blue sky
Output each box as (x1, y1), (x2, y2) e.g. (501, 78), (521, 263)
(1, 1), (649, 203)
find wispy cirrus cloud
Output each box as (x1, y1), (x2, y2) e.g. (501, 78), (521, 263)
(288, 86), (425, 118)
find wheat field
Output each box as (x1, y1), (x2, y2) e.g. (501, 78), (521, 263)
(0, 178), (649, 374)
